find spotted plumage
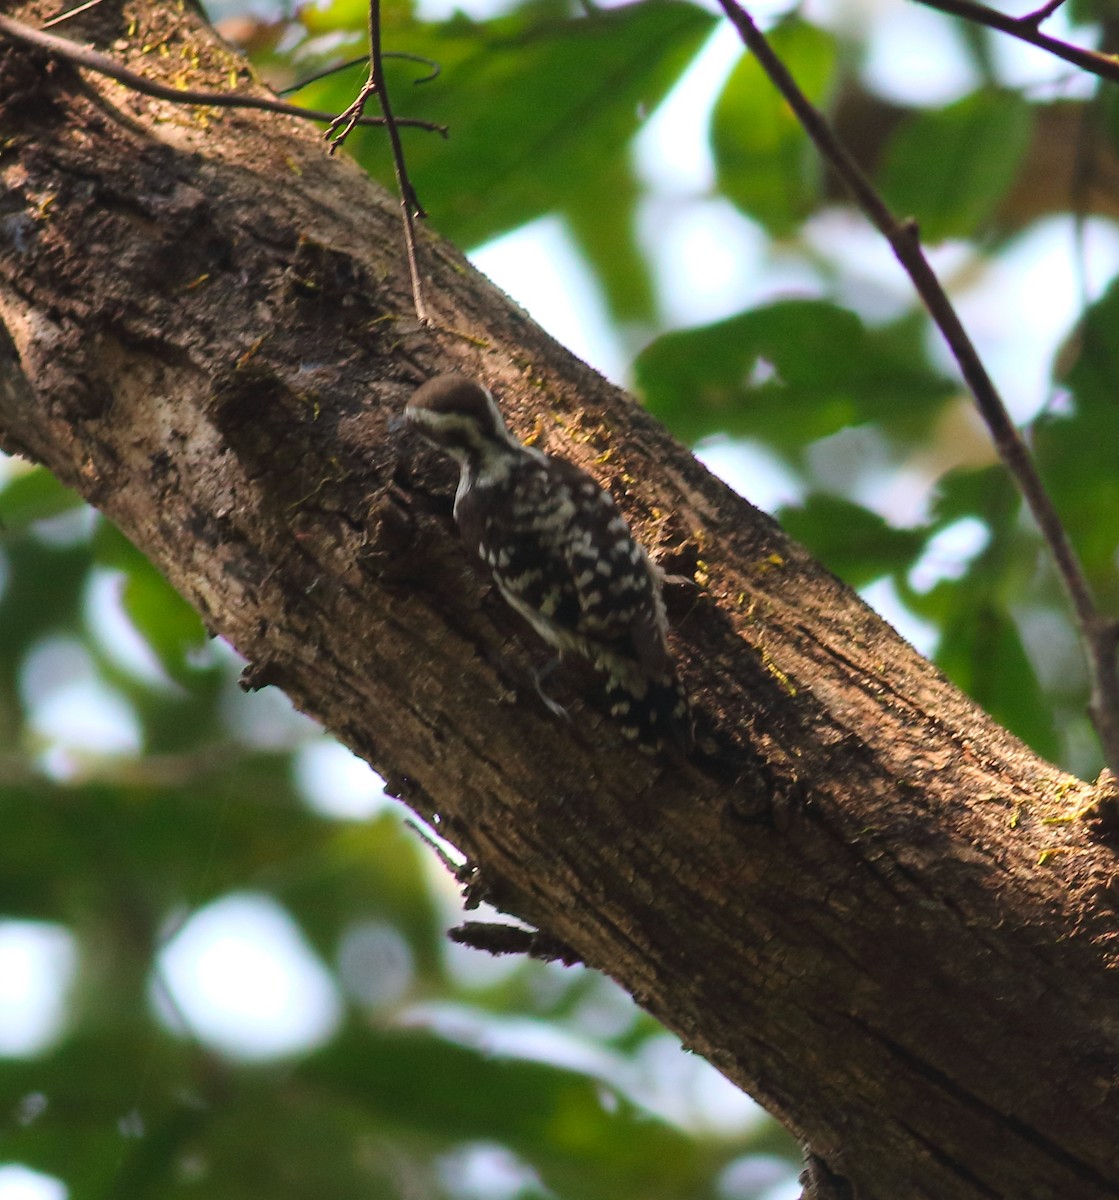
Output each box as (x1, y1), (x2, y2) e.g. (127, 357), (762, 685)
(406, 374), (692, 758)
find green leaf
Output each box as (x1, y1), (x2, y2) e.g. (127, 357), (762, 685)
(121, 567), (207, 679)
(0, 764), (305, 924)
(1066, 0), (1113, 26)
(278, 813), (447, 980)
(936, 597), (1058, 761)
(304, 1027), (729, 1200)
(562, 155), (656, 326)
(0, 465), (84, 530)
(779, 495), (928, 587)
(901, 465), (1019, 631)
(0, 539), (90, 663)
(635, 300), (955, 450)
(711, 19), (836, 235)
(927, 462), (1013, 527)
(93, 522), (207, 682)
(898, 466), (1061, 761)
(296, 0), (717, 250)
(876, 89), (1033, 242)
(1052, 275), (1119, 417)
(1037, 276), (1119, 609)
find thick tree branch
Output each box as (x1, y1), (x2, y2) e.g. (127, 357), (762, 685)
(715, 0), (1119, 775)
(2, 3), (1118, 1197)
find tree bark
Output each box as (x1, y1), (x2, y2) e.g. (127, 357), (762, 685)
(2, 3), (1118, 1197)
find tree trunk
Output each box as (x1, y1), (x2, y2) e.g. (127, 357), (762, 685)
(2, 3), (1118, 1196)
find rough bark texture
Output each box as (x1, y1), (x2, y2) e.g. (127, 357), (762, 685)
(2, 4), (1118, 1197)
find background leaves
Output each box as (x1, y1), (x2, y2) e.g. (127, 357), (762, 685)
(876, 89), (1033, 243)
(3, 0), (1119, 1195)
(712, 18), (835, 236)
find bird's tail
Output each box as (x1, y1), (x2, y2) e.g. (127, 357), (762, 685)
(605, 665), (693, 761)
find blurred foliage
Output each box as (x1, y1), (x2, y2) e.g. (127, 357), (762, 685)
(290, 0), (716, 325)
(634, 300), (955, 448)
(3, 0), (1119, 1195)
(876, 88), (1033, 243)
(0, 479), (784, 1198)
(711, 18), (835, 237)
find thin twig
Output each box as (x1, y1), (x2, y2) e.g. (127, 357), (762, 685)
(326, 0), (429, 323)
(0, 14), (447, 135)
(1020, 0), (1068, 27)
(281, 54), (368, 94)
(404, 818), (467, 877)
(41, 0), (104, 29)
(324, 70), (377, 146)
(715, 0), (1119, 772)
(911, 0), (1119, 86)
(280, 51), (440, 96)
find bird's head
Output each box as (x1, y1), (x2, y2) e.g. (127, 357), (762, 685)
(406, 375), (521, 463)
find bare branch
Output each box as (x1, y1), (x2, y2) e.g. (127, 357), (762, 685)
(911, 0), (1119, 86)
(326, 0), (429, 323)
(41, 0), (105, 29)
(1020, 0), (1068, 25)
(0, 13), (447, 135)
(279, 51), (440, 96)
(325, 70), (378, 147)
(714, 0), (1119, 773)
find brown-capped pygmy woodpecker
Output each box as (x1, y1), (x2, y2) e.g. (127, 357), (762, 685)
(406, 375), (692, 758)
